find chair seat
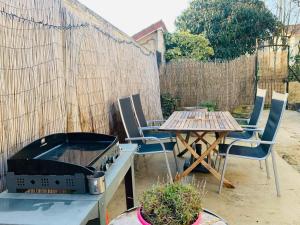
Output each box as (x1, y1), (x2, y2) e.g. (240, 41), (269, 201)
(138, 142), (176, 154)
(227, 131), (253, 139)
(219, 144), (268, 159)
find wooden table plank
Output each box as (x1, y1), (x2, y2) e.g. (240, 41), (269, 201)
(159, 111), (242, 132)
(220, 112), (235, 130)
(225, 111), (243, 131)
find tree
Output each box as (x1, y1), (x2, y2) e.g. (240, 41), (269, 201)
(176, 0), (279, 59)
(266, 0), (300, 54)
(164, 31), (214, 62)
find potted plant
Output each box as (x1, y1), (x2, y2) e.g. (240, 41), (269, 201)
(138, 182), (204, 225)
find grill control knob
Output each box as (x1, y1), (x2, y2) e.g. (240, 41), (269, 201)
(100, 164), (106, 172)
(108, 157), (114, 163)
(105, 163), (110, 171)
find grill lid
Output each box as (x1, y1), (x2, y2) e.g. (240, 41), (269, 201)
(8, 132), (118, 176)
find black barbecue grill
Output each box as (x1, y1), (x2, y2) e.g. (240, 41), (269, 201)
(7, 132), (120, 194)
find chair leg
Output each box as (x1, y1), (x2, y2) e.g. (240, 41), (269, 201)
(217, 155), (223, 172)
(218, 155), (229, 194)
(212, 152), (218, 169)
(214, 152), (220, 170)
(172, 149), (179, 173)
(271, 151), (281, 197)
(176, 141), (181, 155)
(265, 158), (270, 179)
(259, 161), (263, 169)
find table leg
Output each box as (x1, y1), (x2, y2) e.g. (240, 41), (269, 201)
(176, 132), (234, 188)
(177, 132), (190, 157)
(176, 132), (207, 159)
(194, 132), (218, 154)
(177, 132), (203, 157)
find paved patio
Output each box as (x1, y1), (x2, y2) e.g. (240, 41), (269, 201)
(108, 110), (300, 225)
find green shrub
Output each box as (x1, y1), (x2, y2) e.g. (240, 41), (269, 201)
(289, 55), (300, 82)
(161, 93), (179, 118)
(164, 31), (214, 62)
(198, 101), (217, 112)
(140, 182), (203, 225)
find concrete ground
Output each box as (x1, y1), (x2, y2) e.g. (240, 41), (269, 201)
(108, 110), (300, 225)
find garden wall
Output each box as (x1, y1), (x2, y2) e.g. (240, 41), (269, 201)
(0, 0), (162, 190)
(159, 56), (256, 111)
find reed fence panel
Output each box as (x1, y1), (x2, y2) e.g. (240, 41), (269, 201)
(0, 0), (162, 191)
(257, 47), (288, 105)
(160, 56), (256, 111)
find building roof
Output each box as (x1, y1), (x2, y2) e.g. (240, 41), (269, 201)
(132, 20), (167, 41)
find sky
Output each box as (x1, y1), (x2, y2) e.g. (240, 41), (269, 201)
(78, 0), (190, 36)
(77, 0), (299, 37)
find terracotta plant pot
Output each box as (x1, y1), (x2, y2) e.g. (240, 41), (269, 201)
(137, 207), (202, 225)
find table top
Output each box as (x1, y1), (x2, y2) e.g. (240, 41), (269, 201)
(159, 111), (243, 132)
(109, 208), (227, 225)
(0, 144), (137, 225)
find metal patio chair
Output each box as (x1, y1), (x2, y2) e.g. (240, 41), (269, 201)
(131, 94), (176, 141)
(131, 94), (165, 127)
(131, 94), (182, 156)
(118, 96), (178, 181)
(227, 88), (267, 140)
(218, 91), (288, 197)
(219, 88), (267, 170)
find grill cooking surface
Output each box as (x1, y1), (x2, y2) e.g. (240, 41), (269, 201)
(35, 142), (111, 166)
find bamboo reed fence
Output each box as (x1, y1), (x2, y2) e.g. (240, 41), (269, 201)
(257, 47), (288, 105)
(160, 55), (256, 111)
(288, 82), (300, 104)
(0, 0), (162, 191)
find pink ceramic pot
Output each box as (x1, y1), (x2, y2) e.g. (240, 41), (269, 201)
(137, 207), (202, 225)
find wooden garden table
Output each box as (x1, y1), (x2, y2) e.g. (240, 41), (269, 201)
(159, 111), (243, 188)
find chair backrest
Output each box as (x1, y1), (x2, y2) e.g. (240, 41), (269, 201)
(248, 88), (267, 126)
(118, 97), (142, 139)
(261, 91), (288, 151)
(131, 94), (148, 128)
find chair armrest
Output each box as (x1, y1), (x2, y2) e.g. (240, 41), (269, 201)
(147, 119), (166, 123)
(228, 139), (275, 148)
(243, 127), (264, 132)
(125, 136), (173, 183)
(229, 139), (275, 146)
(223, 139), (275, 155)
(139, 126), (160, 131)
(235, 117), (250, 121)
(125, 137), (165, 149)
(241, 125), (258, 128)
(147, 119), (166, 126)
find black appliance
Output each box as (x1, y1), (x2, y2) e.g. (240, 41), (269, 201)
(7, 132), (120, 193)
